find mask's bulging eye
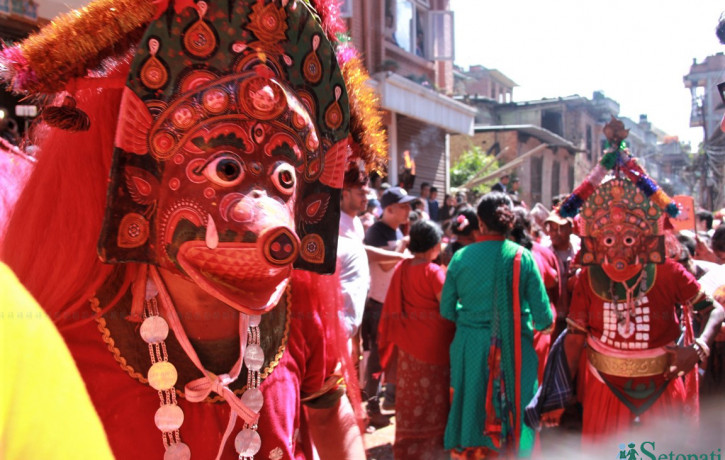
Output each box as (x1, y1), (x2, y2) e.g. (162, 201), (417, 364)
(201, 154), (245, 186)
(271, 163), (296, 195)
(623, 235), (636, 246)
(603, 236), (615, 247)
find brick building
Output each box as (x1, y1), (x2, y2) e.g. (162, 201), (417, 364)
(451, 67), (620, 206)
(684, 52), (725, 142)
(683, 52), (725, 210)
(449, 124), (579, 207)
(344, 0), (476, 196)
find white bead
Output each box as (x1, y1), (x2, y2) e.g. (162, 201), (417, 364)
(244, 344), (264, 371)
(234, 429), (261, 456)
(148, 361), (178, 391)
(145, 279), (159, 300)
(248, 315), (262, 327)
(140, 316), (169, 343)
(163, 442), (191, 460)
(241, 387), (264, 413)
(154, 404), (184, 431)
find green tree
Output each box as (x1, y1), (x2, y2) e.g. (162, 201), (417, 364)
(450, 146), (500, 193)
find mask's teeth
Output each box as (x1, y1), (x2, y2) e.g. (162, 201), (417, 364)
(205, 213), (219, 249)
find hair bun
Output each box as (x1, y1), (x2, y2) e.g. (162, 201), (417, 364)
(495, 205), (515, 229)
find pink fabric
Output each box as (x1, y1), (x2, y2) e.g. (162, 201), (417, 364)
(531, 243), (560, 295)
(62, 271), (339, 460)
(680, 301), (700, 421)
(0, 142), (34, 243)
(378, 259), (454, 369)
(530, 243), (559, 382)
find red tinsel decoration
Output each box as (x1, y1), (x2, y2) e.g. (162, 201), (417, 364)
(310, 0), (347, 40)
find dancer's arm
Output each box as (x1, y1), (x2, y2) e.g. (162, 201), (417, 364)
(307, 394), (365, 460)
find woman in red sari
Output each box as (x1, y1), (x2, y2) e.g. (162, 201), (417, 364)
(379, 220), (455, 459)
(511, 207), (560, 382)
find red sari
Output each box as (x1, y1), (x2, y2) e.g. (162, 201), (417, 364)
(378, 259), (455, 460)
(530, 242), (559, 382)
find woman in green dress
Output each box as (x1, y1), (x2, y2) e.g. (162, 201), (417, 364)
(441, 192), (553, 458)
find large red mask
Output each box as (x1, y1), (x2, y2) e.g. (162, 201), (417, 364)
(579, 179), (665, 282)
(98, 1), (351, 314)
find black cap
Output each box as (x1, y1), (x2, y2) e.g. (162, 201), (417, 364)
(380, 186), (417, 208)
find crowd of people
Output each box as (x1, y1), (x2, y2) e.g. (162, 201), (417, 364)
(1, 0), (724, 458)
(340, 165), (725, 459)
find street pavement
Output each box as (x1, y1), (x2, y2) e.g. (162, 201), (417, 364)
(360, 395), (725, 460)
(363, 406), (395, 460)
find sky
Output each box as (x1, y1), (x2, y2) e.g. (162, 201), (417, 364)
(449, 0), (725, 147)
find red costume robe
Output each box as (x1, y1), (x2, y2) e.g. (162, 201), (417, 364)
(62, 271), (342, 460)
(568, 259), (704, 444)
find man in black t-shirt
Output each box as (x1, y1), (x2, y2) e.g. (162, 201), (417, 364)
(361, 186), (415, 427)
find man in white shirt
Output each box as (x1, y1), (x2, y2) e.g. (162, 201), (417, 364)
(337, 164), (371, 339)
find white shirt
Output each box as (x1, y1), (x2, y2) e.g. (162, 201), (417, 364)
(336, 213), (369, 337)
(339, 212), (365, 240)
(365, 221), (403, 304)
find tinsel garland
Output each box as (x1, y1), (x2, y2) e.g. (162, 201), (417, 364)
(1, 0), (388, 172)
(559, 143), (679, 218)
(310, 0), (346, 39)
(340, 51), (388, 172)
(619, 154), (680, 217)
(0, 0), (155, 94)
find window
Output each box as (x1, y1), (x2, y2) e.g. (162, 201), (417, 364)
(393, 0), (415, 55)
(339, 0), (352, 18)
(568, 165), (575, 192)
(586, 125), (592, 161)
(541, 110), (563, 136)
(551, 160), (560, 198)
(429, 10), (454, 61)
(389, 0), (452, 60)
(530, 156), (543, 204)
(9, 0), (36, 18)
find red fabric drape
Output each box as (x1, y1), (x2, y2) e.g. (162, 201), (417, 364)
(378, 259), (453, 371)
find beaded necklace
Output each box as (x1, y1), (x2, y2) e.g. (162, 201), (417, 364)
(140, 266), (266, 459)
(608, 269), (647, 339)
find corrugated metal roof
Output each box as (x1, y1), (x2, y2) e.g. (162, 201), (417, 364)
(473, 124), (583, 153)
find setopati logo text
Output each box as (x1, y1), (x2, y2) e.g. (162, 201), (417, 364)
(618, 442), (721, 460)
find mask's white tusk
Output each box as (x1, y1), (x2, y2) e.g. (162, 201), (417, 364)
(205, 214), (219, 249)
